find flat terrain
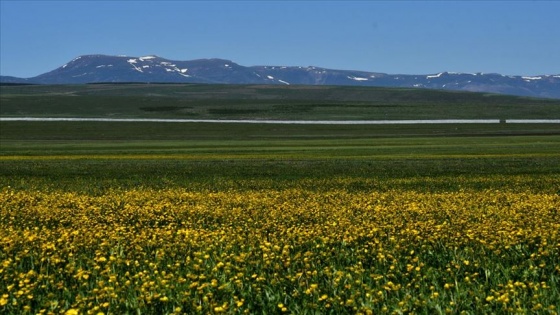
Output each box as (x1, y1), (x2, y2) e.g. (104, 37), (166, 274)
(2, 83), (558, 162)
(1, 84), (559, 314)
(1, 83), (559, 202)
(2, 83), (560, 120)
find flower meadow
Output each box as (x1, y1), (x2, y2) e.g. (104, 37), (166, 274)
(1, 176), (559, 315)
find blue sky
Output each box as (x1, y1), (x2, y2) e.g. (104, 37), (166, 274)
(1, 1), (559, 78)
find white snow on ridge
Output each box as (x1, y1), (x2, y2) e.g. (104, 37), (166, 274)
(278, 79), (290, 85)
(522, 76), (542, 80)
(426, 72), (443, 79)
(139, 56), (156, 61)
(347, 76), (369, 81)
(180, 69), (188, 73)
(127, 59), (138, 64)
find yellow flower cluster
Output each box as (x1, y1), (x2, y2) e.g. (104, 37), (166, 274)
(1, 182), (559, 314)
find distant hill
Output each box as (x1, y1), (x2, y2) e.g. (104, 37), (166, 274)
(2, 54), (559, 98)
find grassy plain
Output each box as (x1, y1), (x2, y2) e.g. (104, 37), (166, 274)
(2, 83), (560, 120)
(1, 84), (559, 314)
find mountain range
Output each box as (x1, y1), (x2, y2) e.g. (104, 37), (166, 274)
(2, 54), (559, 99)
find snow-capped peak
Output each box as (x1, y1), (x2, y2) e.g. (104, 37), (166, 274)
(9, 54), (557, 99)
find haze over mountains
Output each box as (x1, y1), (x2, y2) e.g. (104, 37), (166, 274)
(2, 54), (559, 99)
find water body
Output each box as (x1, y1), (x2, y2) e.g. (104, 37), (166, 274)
(0, 117), (558, 124)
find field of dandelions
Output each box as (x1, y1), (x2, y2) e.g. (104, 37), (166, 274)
(1, 158), (559, 315)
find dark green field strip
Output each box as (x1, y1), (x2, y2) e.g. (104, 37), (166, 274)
(2, 84), (558, 105)
(2, 84), (560, 120)
(1, 121), (559, 143)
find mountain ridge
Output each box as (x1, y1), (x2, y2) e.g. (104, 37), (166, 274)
(2, 54), (559, 99)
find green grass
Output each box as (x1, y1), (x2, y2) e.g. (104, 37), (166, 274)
(1, 83), (559, 191)
(2, 84), (560, 120)
(1, 84), (560, 314)
(1, 134), (560, 158)
(2, 157), (559, 194)
(1, 120), (560, 143)
(1, 133), (559, 194)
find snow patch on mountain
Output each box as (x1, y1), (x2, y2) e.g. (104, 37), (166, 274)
(426, 73), (444, 79)
(127, 59), (143, 72)
(522, 76), (542, 80)
(139, 56), (157, 61)
(347, 76), (369, 81)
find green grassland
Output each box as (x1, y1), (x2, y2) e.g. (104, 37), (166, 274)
(1, 84), (559, 314)
(0, 83), (558, 188)
(1, 83), (559, 190)
(2, 83), (560, 120)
